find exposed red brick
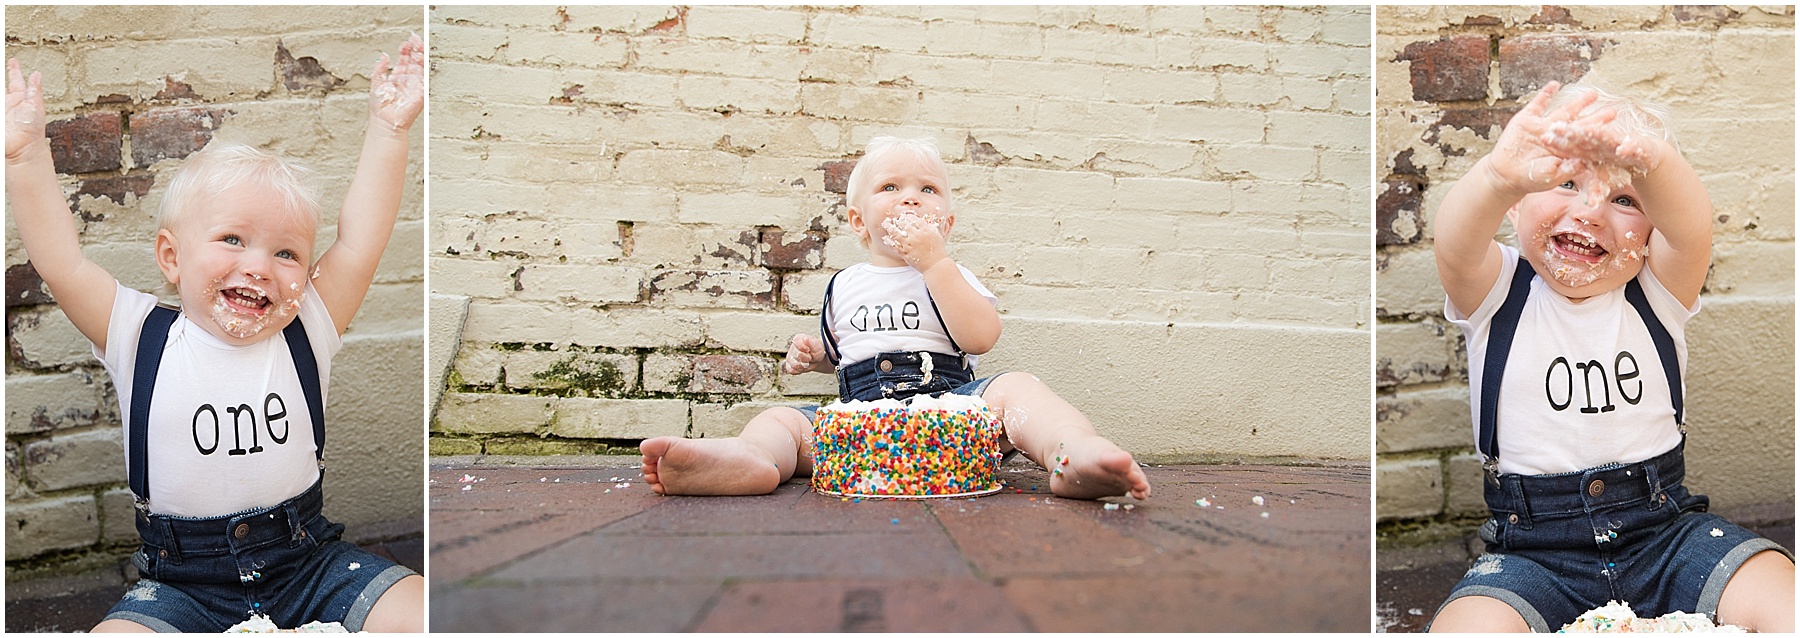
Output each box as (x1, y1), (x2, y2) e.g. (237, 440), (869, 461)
(1672, 6), (1741, 23)
(44, 113), (123, 174)
(94, 93), (132, 105)
(130, 107), (225, 167)
(1429, 106), (1515, 144)
(1396, 35), (1490, 102)
(276, 40), (344, 92)
(70, 173), (155, 211)
(760, 228), (826, 270)
(153, 76), (200, 101)
(1376, 176), (1425, 247)
(707, 230), (761, 267)
(1498, 35), (1610, 100)
(6, 262), (52, 307)
(1529, 6), (1580, 25)
(648, 270), (776, 308)
(688, 354), (764, 393)
(1459, 15), (1502, 26)
(821, 160), (857, 194)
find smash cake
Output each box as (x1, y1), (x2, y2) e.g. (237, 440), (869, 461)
(226, 614), (351, 633)
(1559, 601), (1745, 633)
(812, 393), (1003, 498)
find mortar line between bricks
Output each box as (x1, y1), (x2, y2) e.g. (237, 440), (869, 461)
(446, 491), (676, 586)
(917, 498), (1039, 631)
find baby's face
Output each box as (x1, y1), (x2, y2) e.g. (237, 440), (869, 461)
(850, 152), (952, 264)
(161, 183), (316, 345)
(1513, 171), (1654, 299)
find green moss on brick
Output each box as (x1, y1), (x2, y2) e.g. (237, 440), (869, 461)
(531, 354), (627, 396)
(429, 436), (483, 456)
(485, 436), (604, 455)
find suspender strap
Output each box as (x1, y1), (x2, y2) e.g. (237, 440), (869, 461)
(1479, 259), (1690, 462)
(128, 311), (327, 506)
(820, 270), (844, 366)
(129, 306), (181, 502)
(1479, 258), (1537, 461)
(1623, 278), (1684, 425)
(922, 288), (966, 361)
(282, 318), (327, 461)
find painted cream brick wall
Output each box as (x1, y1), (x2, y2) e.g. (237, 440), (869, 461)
(429, 6), (1372, 461)
(1375, 6), (1794, 524)
(4, 6), (426, 564)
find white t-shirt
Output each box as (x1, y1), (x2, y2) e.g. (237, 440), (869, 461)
(824, 263), (998, 368)
(1447, 244), (1695, 476)
(96, 283), (338, 518)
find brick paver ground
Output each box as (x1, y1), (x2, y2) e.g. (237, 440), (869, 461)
(428, 455), (1372, 632)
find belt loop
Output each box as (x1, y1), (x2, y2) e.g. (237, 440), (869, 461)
(1505, 476), (1533, 530)
(158, 518), (184, 565)
(285, 496), (306, 542)
(1644, 459), (1664, 511)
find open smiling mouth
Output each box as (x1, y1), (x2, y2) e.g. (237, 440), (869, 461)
(1550, 232), (1607, 263)
(220, 287), (271, 315)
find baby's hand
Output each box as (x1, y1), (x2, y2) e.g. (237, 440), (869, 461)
(368, 33), (424, 133)
(6, 59), (45, 162)
(1482, 81), (1603, 196)
(1540, 118), (1659, 205)
(783, 333), (825, 375)
(880, 211), (949, 272)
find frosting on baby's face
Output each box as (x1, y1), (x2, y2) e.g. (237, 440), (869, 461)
(849, 151), (953, 266)
(164, 183), (316, 345)
(1513, 171), (1654, 299)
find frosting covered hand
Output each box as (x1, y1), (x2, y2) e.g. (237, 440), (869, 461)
(783, 333), (827, 375)
(368, 33), (424, 133)
(6, 59), (45, 163)
(881, 210), (950, 272)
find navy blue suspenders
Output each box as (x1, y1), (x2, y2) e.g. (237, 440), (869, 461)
(1479, 257), (1686, 464)
(129, 306), (325, 511)
(818, 268), (965, 367)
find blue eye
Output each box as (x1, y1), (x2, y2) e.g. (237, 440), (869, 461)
(276, 249), (297, 260)
(882, 184), (897, 191)
(223, 235), (242, 246)
(922, 185), (937, 194)
(1612, 195), (1638, 208)
(1558, 181), (1577, 190)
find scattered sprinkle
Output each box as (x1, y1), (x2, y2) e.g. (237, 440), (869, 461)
(1104, 503), (1120, 511)
(1260, 511), (1269, 518)
(461, 485), (472, 492)
(891, 518), (900, 524)
(1252, 495), (1265, 506)
(540, 477), (547, 482)
(1123, 504), (1134, 511)
(1196, 498), (1211, 508)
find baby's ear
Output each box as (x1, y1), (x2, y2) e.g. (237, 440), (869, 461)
(154, 229), (181, 285)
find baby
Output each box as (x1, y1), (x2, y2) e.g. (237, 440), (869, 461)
(5, 36), (425, 632)
(1427, 81), (1793, 632)
(641, 136), (1151, 501)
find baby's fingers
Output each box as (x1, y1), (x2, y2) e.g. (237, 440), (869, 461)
(1516, 81), (1562, 119)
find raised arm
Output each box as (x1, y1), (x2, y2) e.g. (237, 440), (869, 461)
(311, 34), (424, 334)
(6, 59), (118, 349)
(1545, 130), (1711, 307)
(1434, 83), (1600, 316)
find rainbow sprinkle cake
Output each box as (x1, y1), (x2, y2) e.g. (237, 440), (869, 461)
(812, 394), (1003, 498)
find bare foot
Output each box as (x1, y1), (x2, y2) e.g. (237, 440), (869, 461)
(1047, 435), (1151, 500)
(640, 436), (783, 496)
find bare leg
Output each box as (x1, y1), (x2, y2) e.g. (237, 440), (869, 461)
(640, 407), (815, 496)
(983, 372), (1150, 500)
(1429, 596), (1531, 633)
(362, 574), (424, 632)
(1716, 549), (1794, 632)
(91, 619), (155, 633)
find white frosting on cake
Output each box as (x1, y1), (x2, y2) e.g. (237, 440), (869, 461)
(820, 393), (988, 414)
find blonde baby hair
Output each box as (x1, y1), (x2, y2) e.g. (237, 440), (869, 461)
(156, 142), (322, 232)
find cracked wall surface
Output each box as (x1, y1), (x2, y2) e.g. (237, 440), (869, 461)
(1375, 6), (1794, 527)
(429, 6), (1374, 461)
(4, 6), (426, 564)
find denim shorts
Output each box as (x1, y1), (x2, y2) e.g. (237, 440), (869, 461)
(103, 481), (414, 632)
(1437, 443), (1792, 631)
(798, 350), (999, 422)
